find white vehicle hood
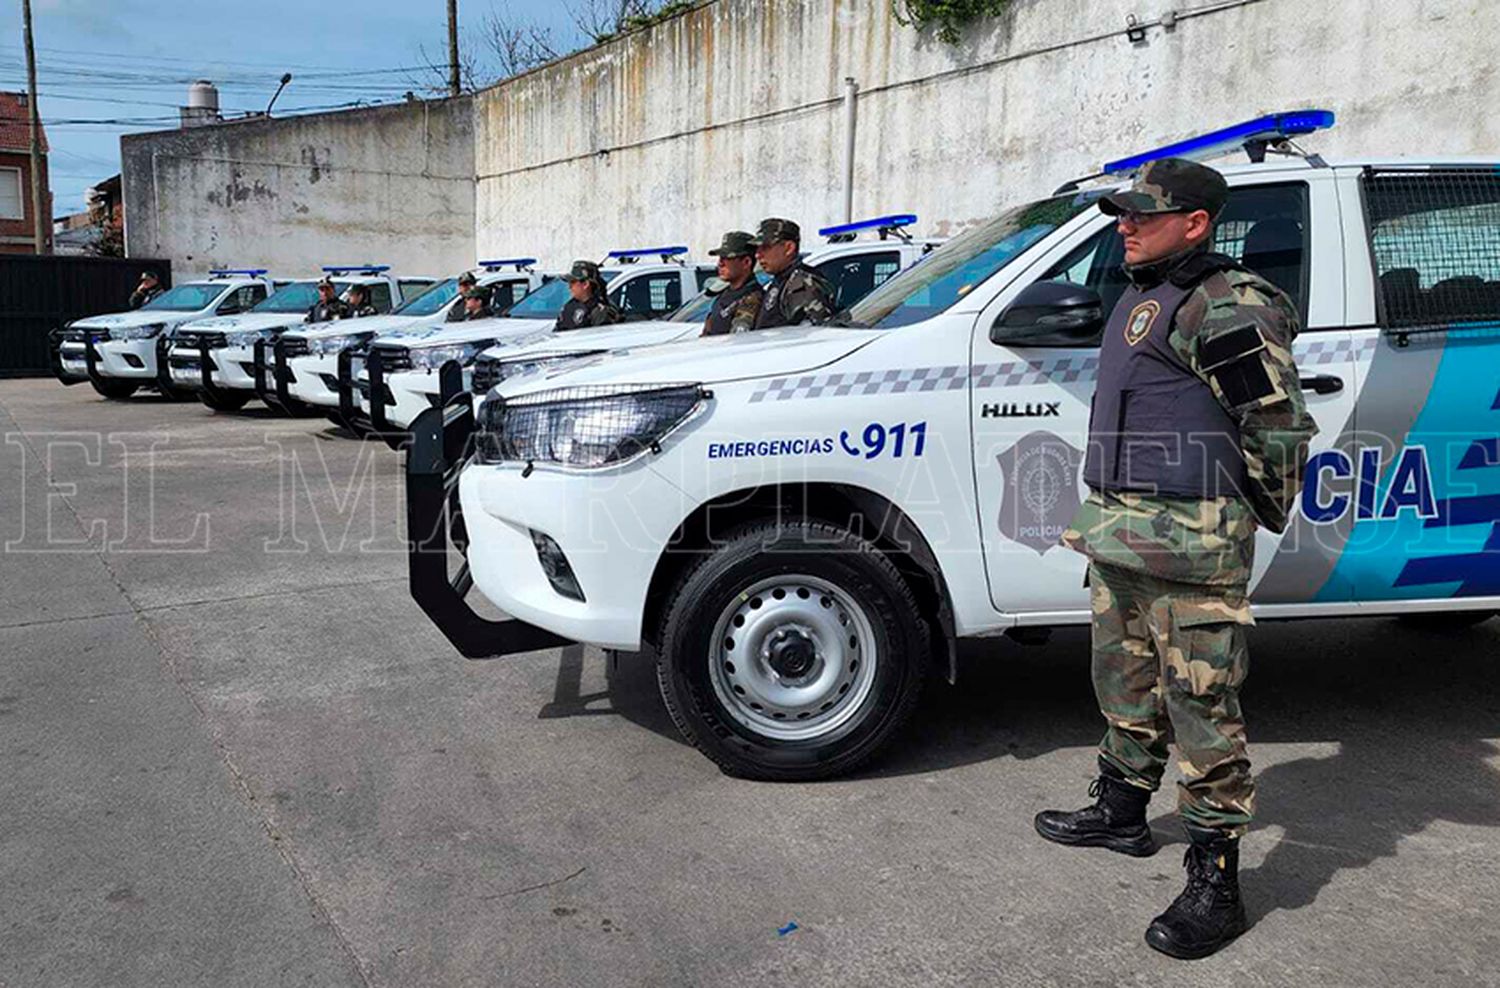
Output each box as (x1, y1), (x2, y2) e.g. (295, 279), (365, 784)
(374, 316), (556, 351)
(72, 310), (192, 332)
(495, 326), (882, 397)
(172, 312), (301, 336)
(286, 313), (426, 341)
(477, 319), (697, 361)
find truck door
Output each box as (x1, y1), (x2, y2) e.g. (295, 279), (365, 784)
(1329, 167), (1500, 606)
(972, 178), (1354, 614)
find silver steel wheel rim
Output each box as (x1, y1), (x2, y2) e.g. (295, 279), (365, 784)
(707, 574), (879, 742)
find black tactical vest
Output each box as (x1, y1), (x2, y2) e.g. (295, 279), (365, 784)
(703, 280), (761, 336)
(1082, 261), (1249, 500)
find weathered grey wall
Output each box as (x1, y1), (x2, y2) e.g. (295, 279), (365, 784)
(122, 97), (474, 277)
(473, 0), (1500, 262)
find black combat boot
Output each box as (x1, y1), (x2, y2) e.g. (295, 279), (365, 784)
(1033, 761), (1157, 857)
(1144, 825), (1248, 959)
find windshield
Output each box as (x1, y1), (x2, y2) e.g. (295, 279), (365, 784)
(142, 283), (228, 312)
(845, 195), (1093, 329)
(505, 278), (572, 318)
(395, 277), (461, 316)
(251, 280), (350, 314)
(668, 272), (772, 323)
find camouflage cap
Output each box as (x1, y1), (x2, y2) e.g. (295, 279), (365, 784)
(457, 270), (478, 286)
(709, 230), (756, 258)
(1099, 157), (1229, 219)
(316, 275), (336, 289)
(747, 217), (801, 246)
(562, 259), (601, 282)
(462, 285), (491, 301)
(139, 269), (160, 281)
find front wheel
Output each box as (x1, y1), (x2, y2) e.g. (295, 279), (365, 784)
(89, 378), (138, 400)
(655, 520), (929, 781)
(199, 389), (251, 412)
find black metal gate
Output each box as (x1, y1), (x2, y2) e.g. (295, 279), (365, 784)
(0, 255), (171, 378)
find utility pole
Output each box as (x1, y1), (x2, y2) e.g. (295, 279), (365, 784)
(21, 0), (47, 254)
(447, 0), (461, 96)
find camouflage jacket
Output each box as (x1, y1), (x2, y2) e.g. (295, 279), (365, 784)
(305, 299), (351, 323)
(754, 263), (835, 330)
(702, 279), (764, 336)
(556, 295), (621, 331)
(128, 286), (163, 310)
(1062, 248), (1318, 586)
(347, 303), (378, 318)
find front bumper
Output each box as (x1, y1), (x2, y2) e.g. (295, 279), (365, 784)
(359, 366), (467, 430)
(93, 338), (160, 380)
(166, 343), (260, 392)
(284, 351), (342, 408)
(48, 331), (94, 384)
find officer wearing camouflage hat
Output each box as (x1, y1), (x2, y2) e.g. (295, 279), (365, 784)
(445, 271), (480, 323)
(128, 270), (164, 310)
(304, 277), (351, 324)
(345, 282), (379, 318)
(555, 260), (622, 331)
(1037, 157), (1317, 960)
(749, 218), (835, 329)
(458, 284), (493, 321)
(702, 231), (765, 336)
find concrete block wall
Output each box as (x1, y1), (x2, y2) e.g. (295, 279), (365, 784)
(121, 97), (474, 277)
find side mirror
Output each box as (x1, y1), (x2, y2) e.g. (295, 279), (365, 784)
(992, 281), (1104, 346)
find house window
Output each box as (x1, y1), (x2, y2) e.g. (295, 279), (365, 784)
(0, 167), (23, 220)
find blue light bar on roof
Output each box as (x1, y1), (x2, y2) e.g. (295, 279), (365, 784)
(817, 214), (918, 239)
(1102, 109), (1336, 174)
(607, 246), (689, 260)
(478, 258), (538, 270)
(208, 268), (269, 277)
(321, 264), (390, 274)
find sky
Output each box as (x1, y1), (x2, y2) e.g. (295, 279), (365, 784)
(1, 0), (584, 216)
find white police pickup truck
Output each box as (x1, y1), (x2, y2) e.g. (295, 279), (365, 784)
(352, 248), (714, 433)
(165, 266), (434, 412)
(49, 269), (277, 400)
(266, 261), (538, 417)
(405, 111), (1500, 780)
(467, 216), (943, 395)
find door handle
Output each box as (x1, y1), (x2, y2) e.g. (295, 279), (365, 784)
(1299, 374), (1343, 395)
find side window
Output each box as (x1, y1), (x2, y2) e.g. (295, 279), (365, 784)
(218, 285), (263, 314)
(610, 274), (682, 320)
(1363, 169), (1500, 329)
(1211, 182), (1310, 317)
(814, 250), (902, 310)
(695, 267), (716, 290)
(399, 279), (433, 304)
(368, 283), (393, 313)
(1036, 225), (1130, 323)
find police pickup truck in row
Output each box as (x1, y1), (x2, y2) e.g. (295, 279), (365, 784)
(349, 248), (715, 432)
(262, 261), (540, 416)
(466, 216), (943, 395)
(405, 111), (1500, 781)
(50, 269), (278, 400)
(165, 265), (434, 412)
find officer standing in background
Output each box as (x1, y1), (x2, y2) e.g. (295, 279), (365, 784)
(304, 277), (350, 323)
(458, 285), (493, 321)
(701, 231), (764, 336)
(445, 271), (479, 322)
(128, 270), (163, 310)
(345, 283), (378, 318)
(1036, 158), (1317, 960)
(749, 218), (835, 329)
(555, 260), (622, 330)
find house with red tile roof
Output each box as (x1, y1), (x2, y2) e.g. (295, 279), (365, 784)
(0, 91), (52, 254)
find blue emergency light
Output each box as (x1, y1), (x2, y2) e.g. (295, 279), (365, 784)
(208, 268), (269, 277)
(817, 213), (919, 242)
(321, 264), (391, 275)
(1102, 109), (1336, 174)
(478, 258), (538, 270)
(606, 246), (689, 263)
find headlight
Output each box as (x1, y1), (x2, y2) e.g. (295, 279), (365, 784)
(409, 342), (484, 371)
(224, 327), (278, 347)
(309, 333), (368, 356)
(475, 383), (707, 468)
(110, 322), (167, 341)
(496, 350), (606, 382)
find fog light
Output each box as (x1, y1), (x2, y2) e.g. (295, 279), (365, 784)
(530, 529), (584, 602)
(124, 354), (145, 369)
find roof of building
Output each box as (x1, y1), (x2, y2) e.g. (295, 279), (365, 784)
(0, 91), (49, 153)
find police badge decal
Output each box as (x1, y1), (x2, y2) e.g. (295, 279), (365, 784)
(1124, 299), (1161, 346)
(996, 431), (1084, 555)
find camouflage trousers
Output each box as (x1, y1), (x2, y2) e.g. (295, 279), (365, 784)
(1089, 560), (1255, 834)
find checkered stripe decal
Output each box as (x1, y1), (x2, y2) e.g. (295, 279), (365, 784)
(747, 336), (1378, 403)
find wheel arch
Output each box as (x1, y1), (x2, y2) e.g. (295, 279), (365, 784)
(641, 482), (959, 682)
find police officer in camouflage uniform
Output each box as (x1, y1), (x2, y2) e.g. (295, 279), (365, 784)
(749, 218), (835, 329)
(345, 283), (378, 318)
(305, 277), (350, 323)
(1036, 158), (1317, 960)
(555, 260), (622, 331)
(128, 270), (163, 310)
(445, 271), (479, 323)
(702, 231), (764, 336)
(458, 285), (493, 321)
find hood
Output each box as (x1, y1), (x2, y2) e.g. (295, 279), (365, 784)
(377, 316), (556, 350)
(478, 319), (696, 361)
(495, 326), (881, 397)
(71, 310), (188, 331)
(286, 313), (425, 341)
(172, 311), (301, 336)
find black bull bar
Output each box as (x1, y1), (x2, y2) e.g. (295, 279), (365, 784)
(156, 336), (235, 401)
(251, 338), (299, 414)
(405, 359), (568, 658)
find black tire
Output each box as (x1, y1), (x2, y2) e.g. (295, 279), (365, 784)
(1397, 610), (1496, 630)
(89, 378), (138, 400)
(198, 390), (252, 412)
(655, 520), (930, 781)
